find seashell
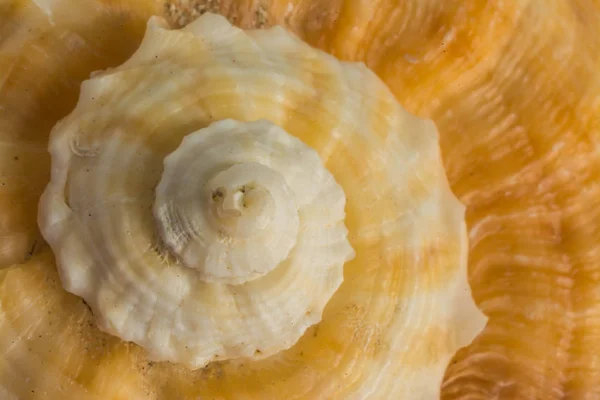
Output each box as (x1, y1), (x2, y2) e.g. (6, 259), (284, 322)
(3, 0), (597, 399)
(1, 2), (485, 399)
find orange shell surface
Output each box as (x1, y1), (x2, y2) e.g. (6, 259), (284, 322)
(1, 0), (600, 399)
(227, 1), (599, 398)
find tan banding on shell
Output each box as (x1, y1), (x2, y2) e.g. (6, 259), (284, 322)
(31, 10), (485, 398)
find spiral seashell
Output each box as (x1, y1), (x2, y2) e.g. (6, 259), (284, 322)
(6, 0), (598, 398)
(0, 3), (487, 399)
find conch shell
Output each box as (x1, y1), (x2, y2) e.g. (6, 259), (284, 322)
(4, 0), (598, 398)
(1, 2), (486, 399)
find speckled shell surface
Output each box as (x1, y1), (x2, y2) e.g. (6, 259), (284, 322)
(1, 0), (598, 399)
(0, 1), (486, 399)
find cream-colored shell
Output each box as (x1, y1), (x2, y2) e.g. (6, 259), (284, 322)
(0, 5), (486, 398)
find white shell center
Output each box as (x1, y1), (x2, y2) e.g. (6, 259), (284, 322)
(154, 121), (306, 285)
